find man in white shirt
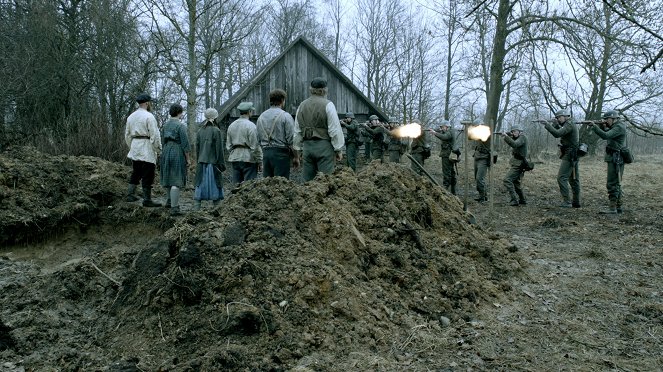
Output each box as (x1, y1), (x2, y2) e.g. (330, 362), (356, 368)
(293, 77), (344, 182)
(124, 93), (162, 207)
(226, 102), (262, 184)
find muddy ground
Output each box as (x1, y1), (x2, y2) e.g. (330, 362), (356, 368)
(0, 146), (661, 371)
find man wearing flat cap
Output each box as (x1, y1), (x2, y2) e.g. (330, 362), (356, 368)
(294, 77), (345, 181)
(124, 93), (162, 207)
(227, 102), (262, 184)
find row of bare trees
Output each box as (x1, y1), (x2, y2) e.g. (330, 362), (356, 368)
(1, 0), (662, 160)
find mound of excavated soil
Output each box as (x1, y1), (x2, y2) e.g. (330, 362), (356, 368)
(0, 146), (128, 245)
(0, 149), (523, 370)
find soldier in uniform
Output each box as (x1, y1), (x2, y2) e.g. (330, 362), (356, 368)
(541, 108), (581, 208)
(409, 119), (431, 175)
(293, 77), (344, 182)
(498, 128), (528, 206)
(386, 117), (403, 163)
(362, 114), (387, 161)
(361, 124), (372, 162)
(340, 112), (360, 171)
(589, 110), (627, 213)
(429, 120), (457, 194)
(472, 119), (491, 202)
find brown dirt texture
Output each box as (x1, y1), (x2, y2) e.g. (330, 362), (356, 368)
(0, 146), (661, 371)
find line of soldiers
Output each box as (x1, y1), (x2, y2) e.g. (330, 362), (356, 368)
(340, 114), (433, 175)
(466, 108), (628, 214)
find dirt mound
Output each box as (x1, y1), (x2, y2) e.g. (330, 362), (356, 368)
(0, 146), (128, 245)
(108, 164), (523, 369)
(0, 150), (523, 370)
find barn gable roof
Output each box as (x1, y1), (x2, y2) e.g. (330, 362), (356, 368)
(217, 36), (388, 122)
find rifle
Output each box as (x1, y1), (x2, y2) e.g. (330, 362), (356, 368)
(576, 120), (607, 126)
(531, 119), (554, 124)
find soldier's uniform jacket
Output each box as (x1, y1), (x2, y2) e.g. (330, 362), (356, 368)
(473, 138), (491, 159)
(432, 128), (456, 156)
(504, 134), (528, 166)
(342, 120), (361, 144)
(387, 132), (403, 152)
(365, 125), (389, 148)
(592, 120), (626, 163)
(410, 131), (430, 154)
(544, 120), (579, 160)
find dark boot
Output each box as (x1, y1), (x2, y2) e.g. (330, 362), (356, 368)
(126, 184), (140, 202)
(616, 197), (623, 214)
(450, 184), (457, 195)
(516, 189), (527, 205)
(142, 187), (161, 207)
(599, 200), (618, 214)
(508, 192), (519, 206)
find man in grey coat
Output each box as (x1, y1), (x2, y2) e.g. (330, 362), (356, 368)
(541, 108), (581, 208)
(498, 128), (528, 206)
(589, 110), (627, 213)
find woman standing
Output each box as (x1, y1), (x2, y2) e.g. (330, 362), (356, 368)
(194, 108), (226, 210)
(160, 103), (190, 216)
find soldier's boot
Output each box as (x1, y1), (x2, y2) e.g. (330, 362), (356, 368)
(508, 191), (519, 206)
(450, 184), (457, 196)
(169, 187), (182, 216)
(572, 195), (581, 208)
(559, 196), (572, 208)
(474, 195), (487, 203)
(616, 197), (623, 214)
(142, 187), (161, 207)
(126, 184), (140, 202)
(599, 200), (618, 214)
(193, 200), (202, 211)
(516, 189), (527, 205)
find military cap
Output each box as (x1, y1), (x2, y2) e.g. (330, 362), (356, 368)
(555, 108), (571, 117)
(136, 93), (152, 104)
(237, 102), (255, 112)
(368, 114), (379, 121)
(345, 112), (355, 119)
(602, 110), (619, 119)
(310, 77), (327, 88)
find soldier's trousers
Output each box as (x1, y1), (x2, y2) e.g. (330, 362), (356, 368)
(363, 142), (372, 159)
(410, 153), (425, 175)
(371, 146), (384, 162)
(557, 158), (580, 204)
(388, 150), (401, 163)
(474, 157), (490, 198)
(503, 165), (524, 201)
(606, 161), (624, 203)
(440, 154), (457, 192)
(346, 142), (358, 171)
(302, 139), (336, 182)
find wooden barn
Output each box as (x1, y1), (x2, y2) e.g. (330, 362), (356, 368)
(216, 36), (388, 127)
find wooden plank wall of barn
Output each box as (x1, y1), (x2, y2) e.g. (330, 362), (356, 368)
(227, 42), (375, 122)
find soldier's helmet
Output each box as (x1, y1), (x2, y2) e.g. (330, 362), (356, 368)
(602, 110), (619, 119)
(368, 114), (379, 121)
(388, 116), (398, 123)
(440, 120), (450, 127)
(510, 127), (523, 132)
(345, 112), (355, 119)
(555, 108), (571, 117)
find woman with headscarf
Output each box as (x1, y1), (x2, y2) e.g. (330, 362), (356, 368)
(193, 108), (226, 210)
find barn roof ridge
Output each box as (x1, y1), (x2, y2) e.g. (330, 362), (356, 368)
(217, 35), (388, 121)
